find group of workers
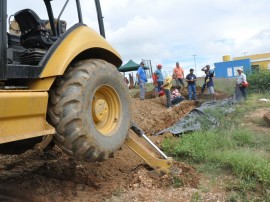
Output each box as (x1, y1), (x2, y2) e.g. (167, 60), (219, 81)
(136, 61), (248, 108)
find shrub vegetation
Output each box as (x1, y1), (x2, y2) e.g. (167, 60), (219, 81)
(247, 70), (270, 94)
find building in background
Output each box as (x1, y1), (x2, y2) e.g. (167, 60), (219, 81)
(234, 52), (270, 72)
(214, 52), (270, 78)
(214, 55), (251, 78)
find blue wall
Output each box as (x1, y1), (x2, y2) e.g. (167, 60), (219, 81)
(214, 59), (251, 78)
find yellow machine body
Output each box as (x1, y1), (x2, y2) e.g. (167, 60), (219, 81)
(40, 26), (121, 78)
(0, 25), (122, 144)
(29, 25), (122, 91)
(0, 91), (55, 144)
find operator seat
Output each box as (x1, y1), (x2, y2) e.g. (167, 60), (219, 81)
(14, 9), (54, 49)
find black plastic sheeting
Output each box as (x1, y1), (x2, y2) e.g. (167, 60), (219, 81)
(156, 87), (244, 136)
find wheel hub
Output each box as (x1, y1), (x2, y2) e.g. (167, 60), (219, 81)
(93, 99), (108, 122)
(92, 85), (121, 136)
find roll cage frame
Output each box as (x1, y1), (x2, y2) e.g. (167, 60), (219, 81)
(0, 0), (105, 81)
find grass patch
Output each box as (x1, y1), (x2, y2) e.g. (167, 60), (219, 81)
(214, 78), (236, 95)
(163, 130), (270, 187)
(191, 191), (202, 202)
(214, 150), (270, 186)
(196, 77), (236, 95)
(172, 176), (184, 188)
(247, 70), (270, 94)
(250, 117), (269, 127)
(226, 177), (269, 201)
(162, 94), (270, 197)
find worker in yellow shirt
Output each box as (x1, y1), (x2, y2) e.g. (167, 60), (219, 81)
(162, 75), (173, 108)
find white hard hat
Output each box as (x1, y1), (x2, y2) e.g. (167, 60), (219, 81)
(237, 68), (243, 72)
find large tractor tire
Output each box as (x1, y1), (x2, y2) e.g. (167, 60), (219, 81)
(47, 59), (131, 161)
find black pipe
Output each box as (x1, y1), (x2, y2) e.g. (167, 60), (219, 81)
(0, 0), (7, 80)
(44, 0), (57, 36)
(76, 0), (83, 23)
(94, 0), (105, 38)
(57, 0), (69, 36)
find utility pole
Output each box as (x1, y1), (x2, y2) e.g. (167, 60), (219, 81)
(242, 52), (248, 56)
(193, 55), (197, 74)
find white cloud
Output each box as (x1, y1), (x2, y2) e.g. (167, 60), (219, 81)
(6, 0), (270, 76)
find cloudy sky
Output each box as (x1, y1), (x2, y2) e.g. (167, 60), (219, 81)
(7, 0), (270, 76)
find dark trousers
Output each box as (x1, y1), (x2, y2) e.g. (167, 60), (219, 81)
(201, 83), (206, 93)
(171, 96), (184, 105)
(157, 81), (163, 92)
(188, 84), (196, 100)
(239, 87), (246, 99)
(164, 89), (171, 108)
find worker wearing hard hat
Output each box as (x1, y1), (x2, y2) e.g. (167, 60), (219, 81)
(154, 64), (164, 93)
(236, 68), (248, 100)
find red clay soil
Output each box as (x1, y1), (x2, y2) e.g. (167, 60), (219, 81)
(0, 87), (229, 202)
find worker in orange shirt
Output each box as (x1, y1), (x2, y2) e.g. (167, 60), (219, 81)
(173, 62), (185, 92)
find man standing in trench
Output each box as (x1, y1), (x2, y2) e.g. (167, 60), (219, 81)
(154, 64), (164, 93)
(162, 75), (173, 108)
(137, 62), (147, 100)
(186, 68), (197, 100)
